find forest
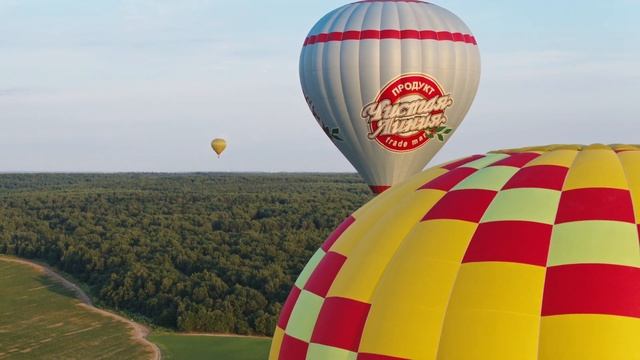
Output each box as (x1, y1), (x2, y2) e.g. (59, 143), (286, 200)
(0, 173), (371, 336)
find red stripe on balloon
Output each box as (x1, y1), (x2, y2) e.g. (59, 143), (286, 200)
(304, 29), (477, 46)
(342, 30), (360, 40)
(316, 33), (329, 43)
(401, 29), (420, 39)
(451, 32), (465, 42)
(328, 32), (342, 41)
(380, 29), (401, 39)
(358, 0), (426, 3)
(420, 30), (437, 40)
(361, 30), (380, 40)
(370, 185), (391, 194)
(437, 31), (454, 41)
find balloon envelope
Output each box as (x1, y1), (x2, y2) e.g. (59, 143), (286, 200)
(271, 143), (640, 359)
(211, 138), (227, 157)
(300, 1), (481, 193)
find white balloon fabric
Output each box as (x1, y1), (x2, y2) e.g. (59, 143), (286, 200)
(300, 0), (481, 193)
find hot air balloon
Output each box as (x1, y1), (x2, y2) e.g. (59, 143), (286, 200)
(300, 1), (480, 194)
(211, 138), (227, 158)
(271, 144), (640, 359)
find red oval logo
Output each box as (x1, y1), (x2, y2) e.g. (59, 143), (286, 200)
(361, 74), (454, 152)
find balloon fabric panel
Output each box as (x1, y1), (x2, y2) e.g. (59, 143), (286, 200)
(269, 144), (640, 360)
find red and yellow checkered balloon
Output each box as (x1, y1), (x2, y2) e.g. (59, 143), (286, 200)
(270, 144), (640, 359)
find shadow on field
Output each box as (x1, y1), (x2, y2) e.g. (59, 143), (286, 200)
(35, 273), (81, 302)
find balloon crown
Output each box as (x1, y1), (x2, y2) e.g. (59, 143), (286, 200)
(353, 0), (429, 3)
(491, 143), (640, 154)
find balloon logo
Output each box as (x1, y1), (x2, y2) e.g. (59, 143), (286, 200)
(211, 138), (227, 158)
(362, 73), (453, 152)
(300, 1), (481, 193)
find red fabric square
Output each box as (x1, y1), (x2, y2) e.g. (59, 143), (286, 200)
(322, 216), (355, 252)
(422, 189), (497, 223)
(279, 334), (309, 360)
(277, 286), (302, 329)
(441, 154), (484, 170)
(555, 188), (635, 224)
(489, 152), (540, 168)
(357, 353), (409, 360)
(419, 167), (477, 191)
(310, 297), (371, 352)
(304, 252), (347, 297)
(542, 264), (640, 318)
(463, 221), (552, 266)
(502, 165), (569, 191)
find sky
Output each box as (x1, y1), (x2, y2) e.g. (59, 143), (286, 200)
(1, 0), (639, 172)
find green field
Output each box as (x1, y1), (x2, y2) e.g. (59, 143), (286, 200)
(0, 259), (152, 360)
(149, 333), (270, 360)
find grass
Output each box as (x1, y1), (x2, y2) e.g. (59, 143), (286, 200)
(148, 333), (271, 360)
(0, 259), (152, 360)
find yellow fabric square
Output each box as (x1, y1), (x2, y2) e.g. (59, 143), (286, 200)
(328, 190), (446, 302)
(358, 259), (460, 359)
(410, 220), (479, 263)
(524, 149), (577, 168)
(618, 150), (640, 221)
(358, 220), (477, 358)
(438, 309), (540, 360)
(447, 262), (546, 315)
(268, 327), (284, 360)
(334, 167), (447, 256)
(562, 148), (628, 190)
(612, 144), (640, 152)
(352, 167), (447, 220)
(539, 315), (640, 359)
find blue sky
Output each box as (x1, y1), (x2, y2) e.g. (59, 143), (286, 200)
(1, 0), (639, 172)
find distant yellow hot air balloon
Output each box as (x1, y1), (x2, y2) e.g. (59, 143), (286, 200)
(211, 138), (226, 158)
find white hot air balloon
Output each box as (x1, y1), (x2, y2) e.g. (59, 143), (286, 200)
(300, 0), (481, 193)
